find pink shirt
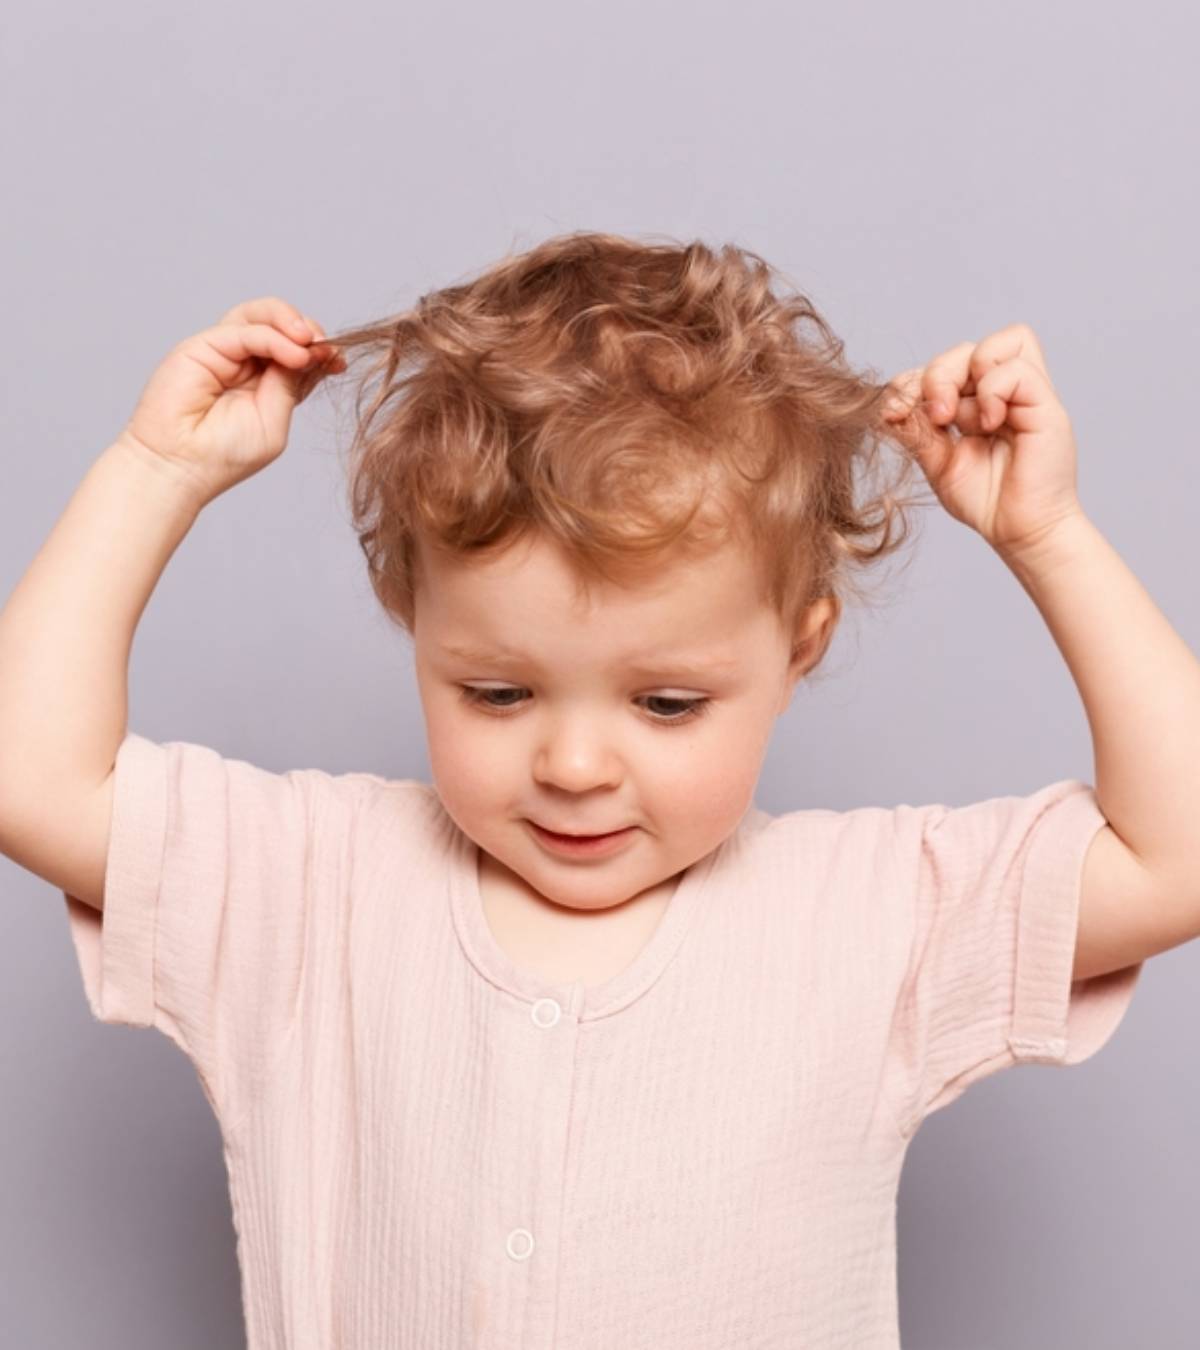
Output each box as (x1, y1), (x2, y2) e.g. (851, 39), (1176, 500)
(62, 732), (1142, 1348)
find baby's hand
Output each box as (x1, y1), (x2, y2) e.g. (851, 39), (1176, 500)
(880, 323), (1085, 557)
(117, 296), (347, 507)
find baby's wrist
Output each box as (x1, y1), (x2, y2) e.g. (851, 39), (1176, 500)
(109, 432), (213, 519)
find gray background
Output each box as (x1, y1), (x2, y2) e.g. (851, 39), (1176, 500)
(2, 1), (1197, 1345)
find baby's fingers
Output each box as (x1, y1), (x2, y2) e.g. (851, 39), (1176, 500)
(217, 295), (316, 344)
(198, 320), (321, 376)
(293, 344), (347, 404)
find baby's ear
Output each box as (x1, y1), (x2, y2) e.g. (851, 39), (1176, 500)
(776, 597), (840, 714)
(787, 596), (841, 681)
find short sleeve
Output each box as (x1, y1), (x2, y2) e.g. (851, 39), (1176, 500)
(61, 731), (366, 1130)
(886, 777), (1143, 1137)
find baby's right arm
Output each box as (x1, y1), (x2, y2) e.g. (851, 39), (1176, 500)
(0, 297), (344, 910)
(0, 443), (205, 908)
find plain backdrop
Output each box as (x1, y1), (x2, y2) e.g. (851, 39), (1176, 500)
(2, 0), (1198, 1345)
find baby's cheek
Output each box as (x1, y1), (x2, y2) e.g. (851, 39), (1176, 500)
(658, 741), (760, 836)
(425, 716), (499, 814)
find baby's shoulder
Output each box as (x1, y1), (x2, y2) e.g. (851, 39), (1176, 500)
(306, 768), (452, 850)
(730, 799), (899, 887)
(750, 798), (898, 847)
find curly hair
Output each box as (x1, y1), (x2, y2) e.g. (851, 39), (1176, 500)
(319, 230), (936, 683)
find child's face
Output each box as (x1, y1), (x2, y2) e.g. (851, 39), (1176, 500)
(412, 530), (816, 913)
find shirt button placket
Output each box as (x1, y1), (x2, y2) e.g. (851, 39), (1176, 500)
(503, 998), (561, 1274)
(504, 1009), (553, 1258)
(495, 990), (576, 1348)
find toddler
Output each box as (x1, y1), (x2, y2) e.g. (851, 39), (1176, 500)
(5, 230), (1193, 1349)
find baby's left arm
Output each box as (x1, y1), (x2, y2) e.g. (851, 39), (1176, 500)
(882, 323), (1200, 982)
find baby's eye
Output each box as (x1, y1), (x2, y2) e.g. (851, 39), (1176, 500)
(457, 686), (710, 726)
(462, 686), (527, 710)
(640, 694), (709, 723)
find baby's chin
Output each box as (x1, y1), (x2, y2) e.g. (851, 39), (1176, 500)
(490, 832), (681, 915)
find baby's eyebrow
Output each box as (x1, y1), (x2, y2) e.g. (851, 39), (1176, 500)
(440, 641), (740, 678)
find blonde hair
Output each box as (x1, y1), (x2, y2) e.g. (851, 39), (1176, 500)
(321, 230), (934, 683)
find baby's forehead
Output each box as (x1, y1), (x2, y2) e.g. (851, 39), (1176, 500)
(426, 589), (780, 681)
(413, 529), (783, 658)
(425, 528), (761, 597)
(435, 560), (768, 632)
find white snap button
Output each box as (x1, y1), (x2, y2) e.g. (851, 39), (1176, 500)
(506, 1227), (535, 1261)
(531, 997), (561, 1028)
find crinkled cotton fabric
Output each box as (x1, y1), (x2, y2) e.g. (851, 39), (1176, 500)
(62, 732), (1142, 1349)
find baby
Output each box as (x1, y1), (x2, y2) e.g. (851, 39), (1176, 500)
(1, 230), (1192, 1348)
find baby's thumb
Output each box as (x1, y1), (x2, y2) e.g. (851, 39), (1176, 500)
(256, 356), (310, 440)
